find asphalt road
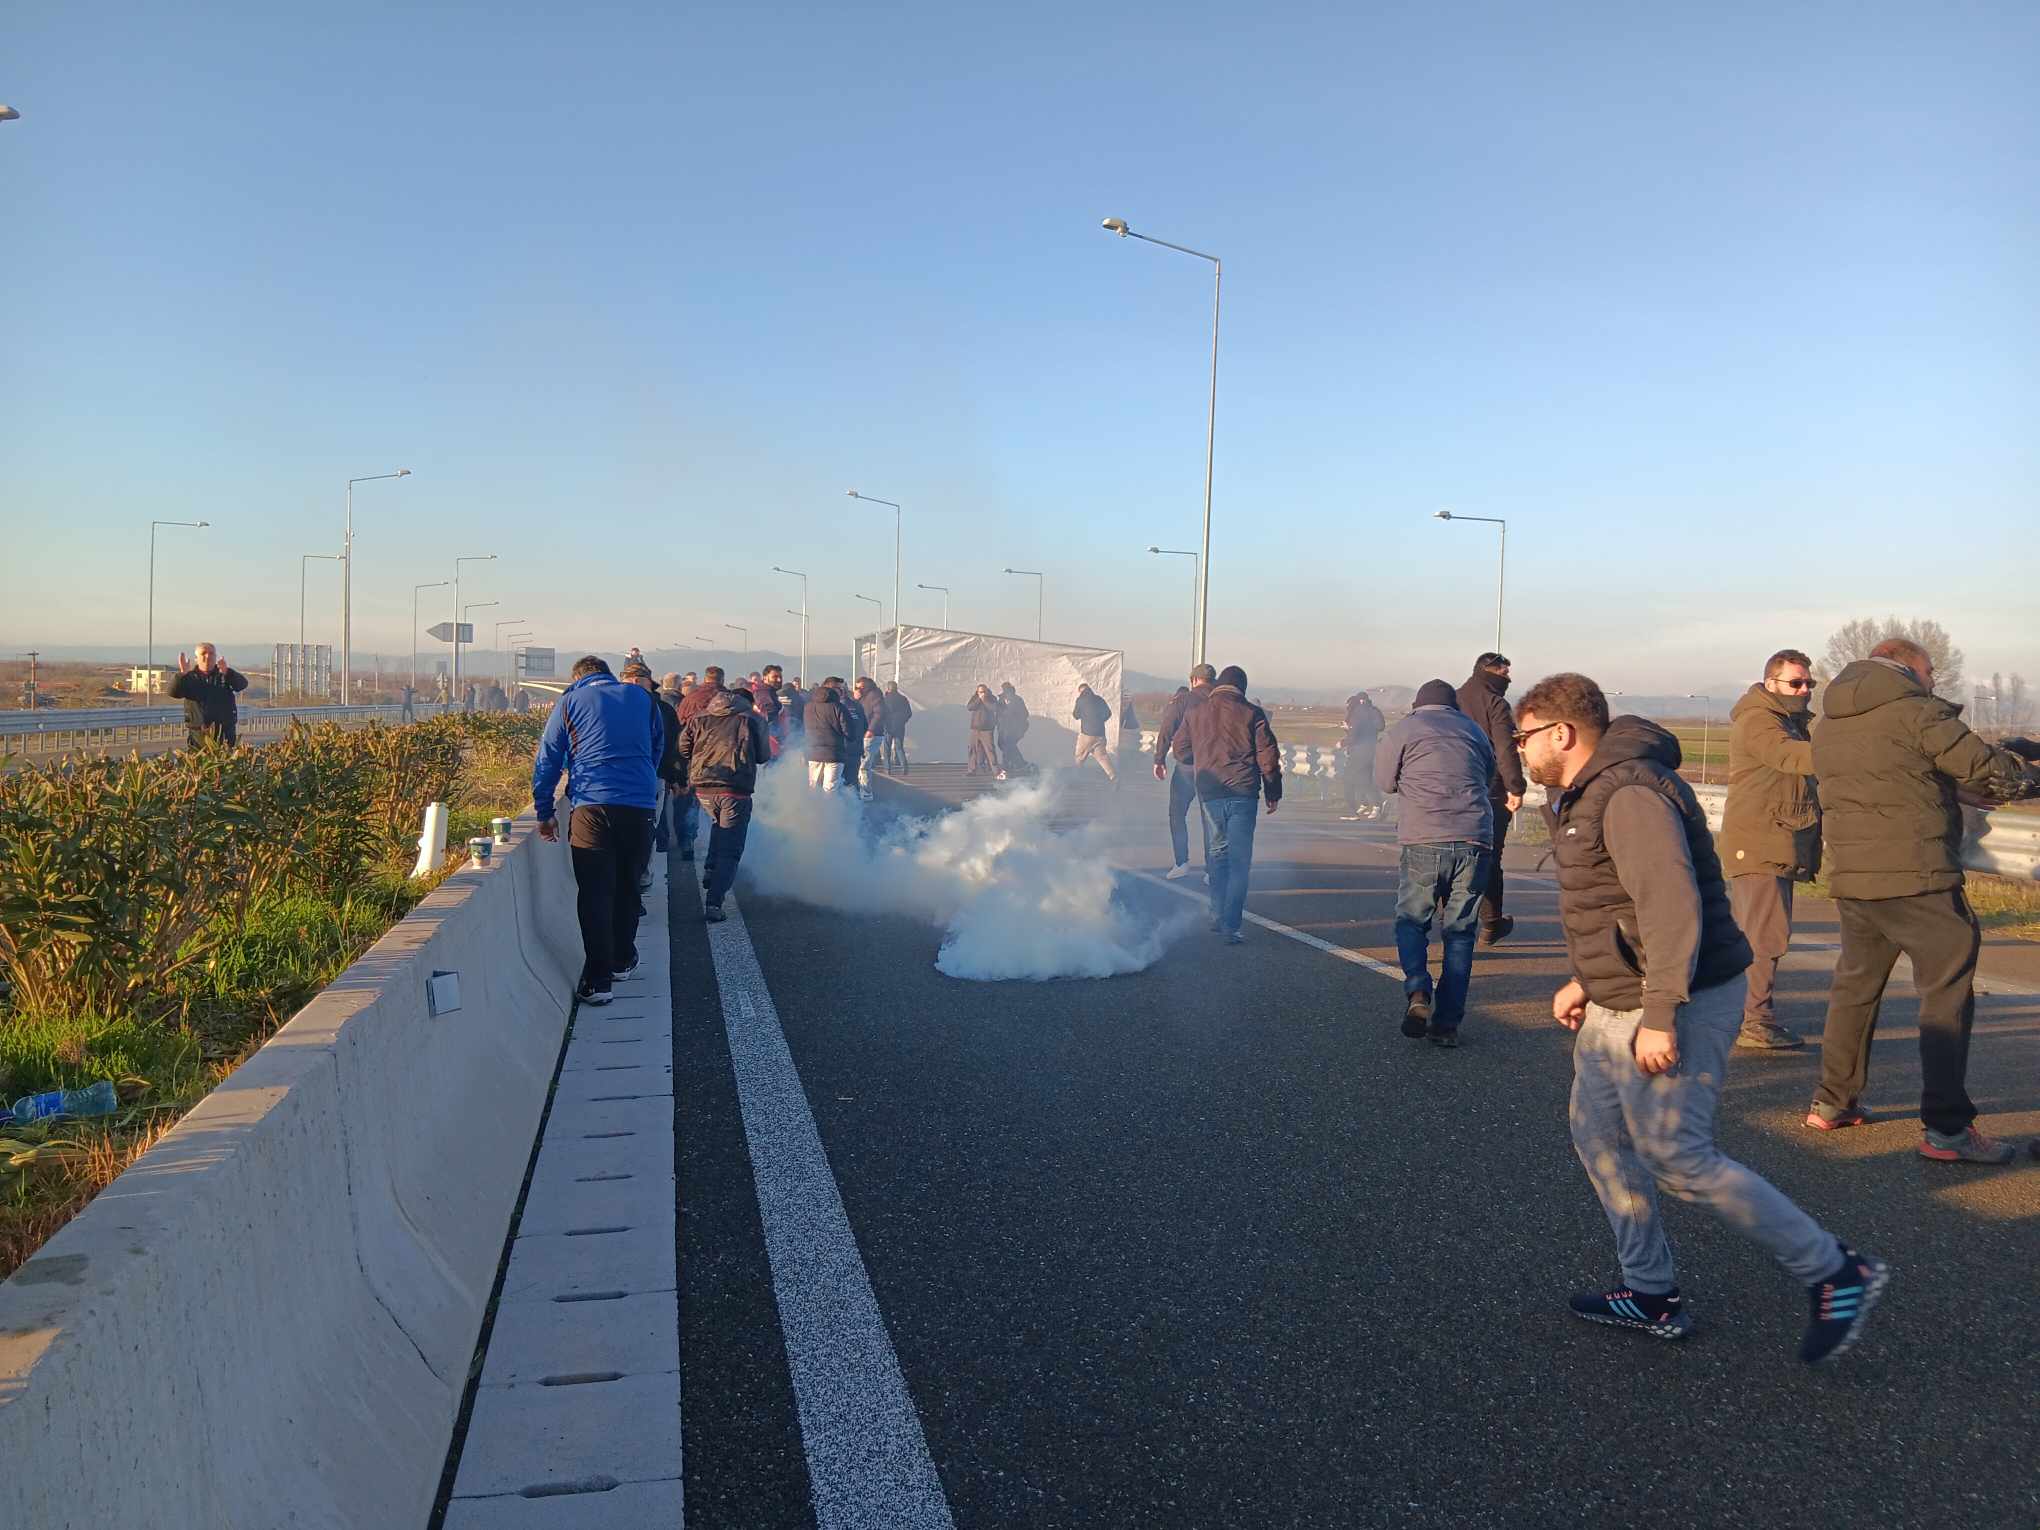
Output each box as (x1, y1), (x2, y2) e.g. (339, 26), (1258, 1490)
(663, 764), (2038, 1529)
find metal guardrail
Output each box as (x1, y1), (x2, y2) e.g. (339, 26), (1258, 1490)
(0, 703), (412, 761)
(1139, 731), (2039, 881)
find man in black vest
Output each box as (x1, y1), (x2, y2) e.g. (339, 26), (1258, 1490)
(1515, 672), (1886, 1365)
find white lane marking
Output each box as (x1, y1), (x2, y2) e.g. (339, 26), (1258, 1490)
(702, 890), (956, 1530)
(1131, 869), (1405, 981)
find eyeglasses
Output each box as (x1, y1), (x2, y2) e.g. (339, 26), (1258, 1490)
(1511, 721), (1563, 748)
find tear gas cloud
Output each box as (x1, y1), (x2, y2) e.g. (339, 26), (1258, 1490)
(737, 766), (1196, 980)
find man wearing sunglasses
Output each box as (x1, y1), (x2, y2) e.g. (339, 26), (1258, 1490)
(1717, 649), (1821, 1050)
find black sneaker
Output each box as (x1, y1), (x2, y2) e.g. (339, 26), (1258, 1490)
(1480, 915), (1515, 947)
(1428, 1027), (1458, 1049)
(1800, 1245), (1889, 1365)
(1569, 1285), (1692, 1340)
(680, 851), (695, 863)
(703, 903), (727, 924)
(1402, 990), (1433, 1038)
(574, 983), (614, 1008)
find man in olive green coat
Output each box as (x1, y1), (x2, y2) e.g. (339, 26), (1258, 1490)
(1808, 637), (2038, 1165)
(1718, 649), (1821, 1051)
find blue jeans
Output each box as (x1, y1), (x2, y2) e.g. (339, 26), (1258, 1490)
(864, 733), (886, 776)
(1201, 794), (1261, 935)
(1169, 764), (1210, 868)
(1393, 841), (1492, 1031)
(674, 792), (699, 856)
(699, 792), (753, 907)
(886, 731), (907, 770)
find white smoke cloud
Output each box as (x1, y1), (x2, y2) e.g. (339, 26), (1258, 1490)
(736, 764), (1197, 980)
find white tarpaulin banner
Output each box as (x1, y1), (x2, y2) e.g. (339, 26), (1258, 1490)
(854, 624), (1124, 764)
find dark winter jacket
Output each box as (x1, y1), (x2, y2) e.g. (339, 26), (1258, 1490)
(840, 693), (868, 749)
(854, 685), (886, 737)
(751, 679), (784, 733)
(1718, 683), (1820, 880)
(1456, 668), (1527, 799)
(1812, 659), (2038, 900)
(680, 690), (770, 795)
(1154, 685), (1208, 767)
(1374, 705), (1495, 846)
(167, 664), (248, 747)
(1184, 684), (1282, 803)
(1072, 690), (1111, 738)
(996, 691), (1029, 742)
(1546, 718), (1751, 1028)
(804, 686), (852, 763)
(881, 690), (913, 733)
(968, 695), (1000, 733)
(677, 684), (725, 723)
(653, 692), (685, 787)
(1343, 696), (1386, 747)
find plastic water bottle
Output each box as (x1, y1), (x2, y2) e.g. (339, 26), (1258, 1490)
(8, 1080), (119, 1124)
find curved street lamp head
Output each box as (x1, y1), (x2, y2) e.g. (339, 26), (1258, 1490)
(1434, 510), (1453, 521)
(0, 106), (20, 123)
(396, 468), (411, 478)
(1101, 217), (1130, 236)
(845, 489), (861, 499)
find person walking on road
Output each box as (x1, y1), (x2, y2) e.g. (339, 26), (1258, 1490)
(1457, 654), (1527, 944)
(1339, 690), (1387, 821)
(804, 680), (851, 793)
(1374, 679), (1495, 1047)
(881, 681), (912, 773)
(678, 665), (726, 724)
(400, 683), (417, 724)
(840, 677), (871, 800)
(1071, 683), (1117, 782)
(169, 643), (248, 748)
(751, 664), (787, 758)
(1806, 638), (2040, 1163)
(656, 672), (697, 863)
(532, 656), (664, 1007)
(1184, 665), (1282, 945)
(1516, 672), (1887, 1364)
(1153, 665), (1215, 880)
(995, 682), (1032, 779)
(1718, 649), (1821, 1051)
(854, 677), (888, 785)
(625, 663), (684, 891)
(678, 684), (769, 923)
(967, 685), (1001, 775)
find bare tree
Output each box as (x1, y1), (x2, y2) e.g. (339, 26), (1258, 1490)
(2007, 673), (2032, 731)
(1822, 616), (1964, 700)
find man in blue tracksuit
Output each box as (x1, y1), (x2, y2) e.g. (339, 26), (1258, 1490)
(1374, 678), (1496, 1046)
(533, 655), (665, 1006)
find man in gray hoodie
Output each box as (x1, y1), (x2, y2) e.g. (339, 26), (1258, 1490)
(1374, 679), (1496, 1046)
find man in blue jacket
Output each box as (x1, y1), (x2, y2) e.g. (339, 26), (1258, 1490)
(533, 655), (665, 1006)
(1375, 679), (1496, 1046)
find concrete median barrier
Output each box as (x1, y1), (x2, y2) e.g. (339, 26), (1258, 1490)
(0, 812), (581, 1529)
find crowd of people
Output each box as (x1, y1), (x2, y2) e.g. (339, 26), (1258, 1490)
(1142, 639), (2040, 1364)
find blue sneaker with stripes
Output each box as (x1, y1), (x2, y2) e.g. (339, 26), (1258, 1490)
(1800, 1245), (1889, 1365)
(1569, 1285), (1693, 1340)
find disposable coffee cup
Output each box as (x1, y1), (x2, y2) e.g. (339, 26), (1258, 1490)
(468, 837), (493, 865)
(490, 817), (513, 844)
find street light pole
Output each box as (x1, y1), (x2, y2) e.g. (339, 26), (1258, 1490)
(462, 601), (499, 701)
(341, 468), (411, 704)
(723, 624), (747, 656)
(773, 566), (809, 685)
(846, 491), (904, 683)
(1002, 568), (1044, 641)
(1102, 217), (1221, 667)
(492, 619), (526, 692)
(148, 519), (209, 698)
(451, 555), (496, 699)
(501, 631), (532, 690)
(916, 582), (950, 629)
(412, 580), (449, 693)
(300, 553), (342, 701)
(1432, 511), (1508, 654)
(853, 595), (882, 676)
(1147, 546), (1199, 672)
(1687, 694), (1714, 787)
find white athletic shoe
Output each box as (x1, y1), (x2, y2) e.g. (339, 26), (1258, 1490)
(1164, 863), (1193, 880)
(612, 961), (641, 981)
(860, 787), (874, 802)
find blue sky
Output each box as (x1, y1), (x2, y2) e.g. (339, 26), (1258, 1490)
(4, 2), (2036, 694)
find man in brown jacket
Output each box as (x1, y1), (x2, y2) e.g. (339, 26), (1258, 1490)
(1717, 648), (1821, 1051)
(1183, 665), (1281, 944)
(1808, 638), (2039, 1164)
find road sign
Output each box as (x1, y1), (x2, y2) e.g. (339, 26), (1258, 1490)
(516, 646), (556, 677)
(425, 622), (475, 643)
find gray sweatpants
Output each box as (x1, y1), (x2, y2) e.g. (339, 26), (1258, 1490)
(1569, 974), (1839, 1293)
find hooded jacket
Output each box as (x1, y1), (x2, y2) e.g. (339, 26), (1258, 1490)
(1547, 717), (1751, 1026)
(1811, 658), (2037, 900)
(1343, 695), (1385, 746)
(1375, 700), (1495, 846)
(1718, 683), (1820, 880)
(1184, 684), (1282, 803)
(531, 671), (663, 819)
(680, 689), (770, 795)
(1456, 668), (1528, 799)
(677, 683), (725, 723)
(1072, 689), (1111, 738)
(803, 685), (852, 763)
(995, 689), (1029, 741)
